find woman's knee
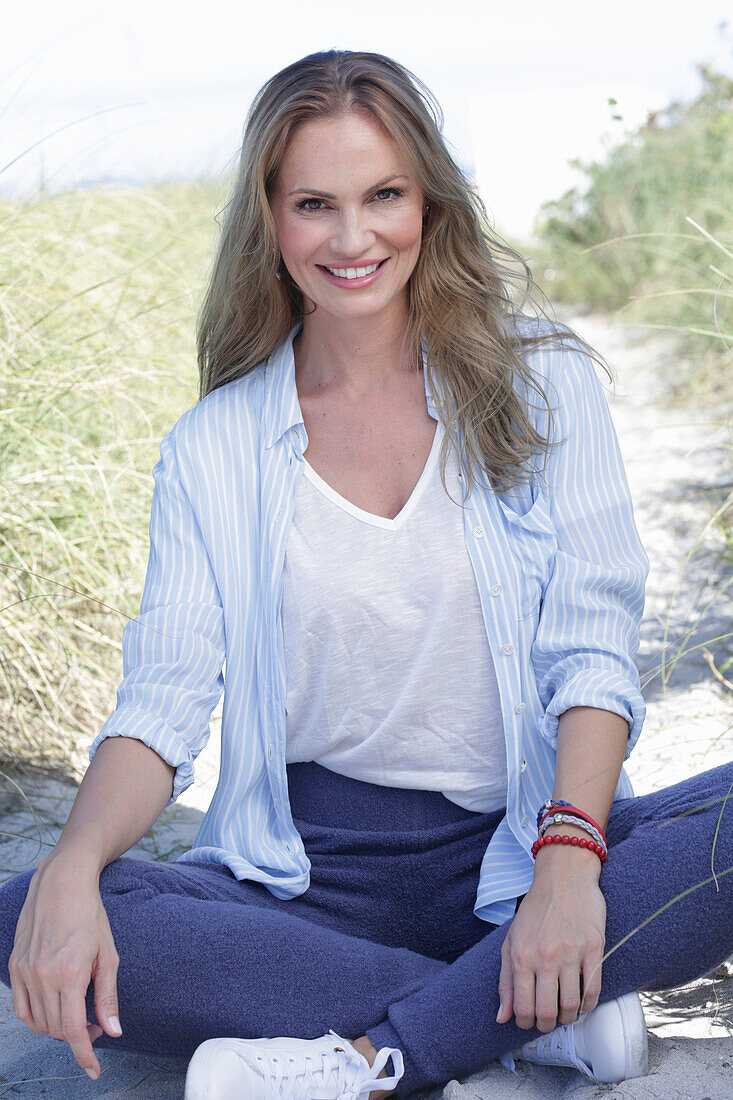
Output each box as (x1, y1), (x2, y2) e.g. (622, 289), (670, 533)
(97, 855), (158, 895)
(677, 762), (733, 852)
(0, 857), (157, 985)
(609, 760), (733, 845)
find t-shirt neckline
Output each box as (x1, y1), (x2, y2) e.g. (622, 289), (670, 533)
(301, 419), (443, 531)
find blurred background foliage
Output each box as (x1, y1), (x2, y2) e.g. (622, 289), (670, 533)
(530, 63), (732, 406)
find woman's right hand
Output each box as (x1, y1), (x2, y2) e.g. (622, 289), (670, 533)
(8, 851), (123, 1081)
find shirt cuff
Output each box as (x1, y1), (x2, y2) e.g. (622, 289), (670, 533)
(536, 666), (646, 760)
(88, 710), (196, 808)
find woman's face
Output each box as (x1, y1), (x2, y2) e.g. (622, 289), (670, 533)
(270, 110), (425, 323)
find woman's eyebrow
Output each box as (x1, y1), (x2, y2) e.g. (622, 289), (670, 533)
(287, 174), (410, 199)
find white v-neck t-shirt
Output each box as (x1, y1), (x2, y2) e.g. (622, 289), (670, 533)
(281, 416), (508, 813)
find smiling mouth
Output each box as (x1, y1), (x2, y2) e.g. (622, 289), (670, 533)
(318, 258), (389, 279)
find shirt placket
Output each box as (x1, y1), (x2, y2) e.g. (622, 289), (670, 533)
(264, 426), (308, 853)
(460, 481), (534, 843)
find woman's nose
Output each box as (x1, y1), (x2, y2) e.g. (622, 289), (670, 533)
(329, 208), (376, 258)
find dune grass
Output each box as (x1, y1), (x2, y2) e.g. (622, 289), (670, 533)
(528, 63), (733, 409)
(1, 177), (226, 776)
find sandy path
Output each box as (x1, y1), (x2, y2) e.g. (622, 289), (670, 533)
(1, 309), (731, 1097)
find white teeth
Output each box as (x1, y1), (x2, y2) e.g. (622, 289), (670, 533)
(324, 262), (380, 279)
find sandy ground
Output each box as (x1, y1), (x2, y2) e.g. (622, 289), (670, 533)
(1, 308), (731, 1097)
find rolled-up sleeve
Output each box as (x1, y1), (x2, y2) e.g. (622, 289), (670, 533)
(529, 340), (651, 758)
(89, 429), (226, 805)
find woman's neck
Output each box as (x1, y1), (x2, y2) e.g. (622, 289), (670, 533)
(293, 303), (419, 400)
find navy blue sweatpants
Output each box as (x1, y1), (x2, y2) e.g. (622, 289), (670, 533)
(1, 760), (732, 1096)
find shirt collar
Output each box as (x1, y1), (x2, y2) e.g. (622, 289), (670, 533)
(263, 320), (443, 450)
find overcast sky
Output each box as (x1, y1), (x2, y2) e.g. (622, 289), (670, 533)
(2, 2), (730, 233)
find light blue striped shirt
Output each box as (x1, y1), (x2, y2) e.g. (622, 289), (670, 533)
(89, 317), (650, 925)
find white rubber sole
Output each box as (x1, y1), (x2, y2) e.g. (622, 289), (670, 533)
(616, 991), (649, 1080)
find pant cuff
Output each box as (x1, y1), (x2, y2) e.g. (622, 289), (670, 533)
(366, 1018), (434, 1097)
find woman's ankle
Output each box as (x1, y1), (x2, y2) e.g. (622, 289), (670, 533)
(350, 1036), (397, 1098)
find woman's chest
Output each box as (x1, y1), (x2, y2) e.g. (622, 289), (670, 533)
(299, 394), (439, 522)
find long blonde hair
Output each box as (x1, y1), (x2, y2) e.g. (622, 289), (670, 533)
(196, 48), (613, 498)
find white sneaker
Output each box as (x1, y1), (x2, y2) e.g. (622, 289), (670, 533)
(184, 1026), (405, 1100)
(500, 991), (649, 1084)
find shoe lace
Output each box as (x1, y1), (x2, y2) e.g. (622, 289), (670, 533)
(536, 1024), (598, 1082)
(327, 1031), (404, 1100)
(256, 1030), (404, 1100)
(500, 1021), (598, 1084)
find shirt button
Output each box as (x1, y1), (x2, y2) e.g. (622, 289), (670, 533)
(473, 525), (484, 539)
(520, 759), (528, 772)
(285, 843), (291, 853)
(268, 746), (273, 758)
(521, 815), (530, 828)
(502, 643), (515, 655)
(288, 455), (293, 466)
(514, 702), (526, 713)
(490, 584), (502, 597)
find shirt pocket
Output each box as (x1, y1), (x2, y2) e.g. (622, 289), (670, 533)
(494, 483), (557, 624)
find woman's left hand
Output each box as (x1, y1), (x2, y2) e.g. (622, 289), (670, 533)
(496, 846), (606, 1032)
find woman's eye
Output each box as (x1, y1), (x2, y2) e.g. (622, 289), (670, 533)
(296, 187), (404, 213)
(296, 198), (326, 212)
(374, 187), (403, 202)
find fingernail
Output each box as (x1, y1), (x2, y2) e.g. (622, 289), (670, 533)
(496, 1002), (504, 1022)
(86, 1067), (99, 1080)
(108, 1015), (122, 1035)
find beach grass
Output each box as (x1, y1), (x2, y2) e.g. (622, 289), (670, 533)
(528, 63), (733, 409)
(1, 176), (227, 776)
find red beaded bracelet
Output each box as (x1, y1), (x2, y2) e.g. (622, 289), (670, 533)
(531, 833), (607, 863)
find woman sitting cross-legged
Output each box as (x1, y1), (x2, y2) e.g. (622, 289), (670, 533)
(1, 48), (731, 1100)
